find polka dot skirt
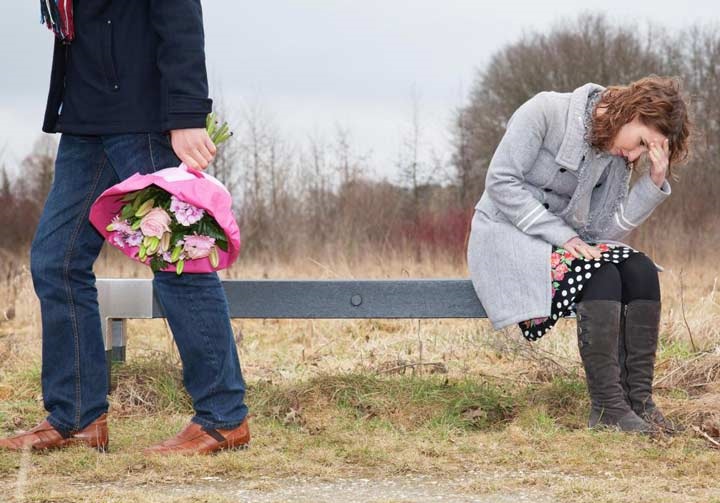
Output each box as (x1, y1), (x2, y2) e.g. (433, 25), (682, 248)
(519, 243), (637, 341)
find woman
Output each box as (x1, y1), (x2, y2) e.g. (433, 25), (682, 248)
(467, 76), (690, 433)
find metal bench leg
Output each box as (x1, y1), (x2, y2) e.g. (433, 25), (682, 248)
(103, 318), (127, 390)
(97, 277), (155, 389)
(111, 318), (127, 363)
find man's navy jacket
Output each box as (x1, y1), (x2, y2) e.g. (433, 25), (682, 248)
(43, 0), (213, 135)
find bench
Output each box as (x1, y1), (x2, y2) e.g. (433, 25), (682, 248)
(97, 278), (488, 384)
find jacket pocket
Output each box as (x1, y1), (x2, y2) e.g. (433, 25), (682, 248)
(101, 20), (120, 92)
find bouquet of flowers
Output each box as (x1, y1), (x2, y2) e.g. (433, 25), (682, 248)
(89, 113), (241, 274)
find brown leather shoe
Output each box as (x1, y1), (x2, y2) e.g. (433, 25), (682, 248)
(144, 417), (250, 456)
(0, 414), (109, 452)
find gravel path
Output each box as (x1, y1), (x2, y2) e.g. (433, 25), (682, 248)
(65, 473), (556, 503)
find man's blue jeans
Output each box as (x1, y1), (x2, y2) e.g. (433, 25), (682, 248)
(30, 133), (249, 434)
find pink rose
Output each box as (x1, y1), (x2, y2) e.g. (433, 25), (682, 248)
(552, 263), (569, 281)
(183, 234), (216, 260)
(139, 207), (171, 238)
(550, 253), (562, 268)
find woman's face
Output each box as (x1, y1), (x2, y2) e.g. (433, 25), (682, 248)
(609, 117), (667, 163)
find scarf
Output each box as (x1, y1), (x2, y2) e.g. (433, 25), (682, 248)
(40, 0), (75, 44)
(558, 88), (633, 240)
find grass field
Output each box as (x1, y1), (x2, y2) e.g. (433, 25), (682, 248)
(1, 250), (719, 502)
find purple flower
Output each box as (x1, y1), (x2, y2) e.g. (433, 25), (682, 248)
(169, 195), (184, 212)
(169, 195), (205, 226)
(126, 230), (144, 247)
(110, 215), (134, 234)
(110, 232), (126, 248)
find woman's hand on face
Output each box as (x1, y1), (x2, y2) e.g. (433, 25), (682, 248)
(562, 236), (603, 261)
(648, 137), (670, 187)
(169, 128), (217, 170)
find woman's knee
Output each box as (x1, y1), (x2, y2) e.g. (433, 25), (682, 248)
(579, 262), (622, 302)
(616, 253), (661, 302)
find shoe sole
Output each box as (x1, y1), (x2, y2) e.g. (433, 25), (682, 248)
(221, 442), (250, 451)
(0, 441), (110, 453)
(143, 441), (250, 456)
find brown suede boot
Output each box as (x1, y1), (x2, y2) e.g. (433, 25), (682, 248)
(0, 414), (109, 452)
(619, 300), (676, 434)
(577, 300), (653, 433)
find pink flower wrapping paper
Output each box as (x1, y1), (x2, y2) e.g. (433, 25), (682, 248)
(89, 164), (241, 273)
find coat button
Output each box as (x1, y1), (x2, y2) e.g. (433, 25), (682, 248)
(107, 20), (112, 24)
(543, 203), (550, 209)
(559, 168), (567, 173)
(595, 182), (603, 188)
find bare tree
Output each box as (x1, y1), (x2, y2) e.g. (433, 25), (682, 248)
(1, 134), (57, 250)
(0, 169), (10, 200)
(397, 88), (435, 261)
(231, 102), (298, 257)
(298, 132), (334, 244)
(332, 125), (367, 187)
(19, 134), (57, 205)
(451, 99), (475, 207)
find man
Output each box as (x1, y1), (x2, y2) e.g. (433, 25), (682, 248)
(0, 0), (250, 455)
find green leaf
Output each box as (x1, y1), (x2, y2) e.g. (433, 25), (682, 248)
(120, 191), (139, 202)
(149, 255), (168, 273)
(171, 229), (185, 243)
(198, 218), (227, 242)
(120, 204), (135, 220)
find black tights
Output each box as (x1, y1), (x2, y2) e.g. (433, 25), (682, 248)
(578, 253), (661, 304)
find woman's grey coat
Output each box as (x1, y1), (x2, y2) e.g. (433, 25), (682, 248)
(467, 83), (671, 330)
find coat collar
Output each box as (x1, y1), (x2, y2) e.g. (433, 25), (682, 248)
(554, 83), (606, 171)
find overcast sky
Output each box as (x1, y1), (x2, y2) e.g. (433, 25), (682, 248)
(0, 1), (716, 180)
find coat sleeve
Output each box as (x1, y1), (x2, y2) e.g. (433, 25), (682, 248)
(485, 93), (580, 248)
(150, 0), (213, 132)
(586, 173), (671, 242)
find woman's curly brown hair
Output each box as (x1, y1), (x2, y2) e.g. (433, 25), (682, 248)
(590, 75), (692, 176)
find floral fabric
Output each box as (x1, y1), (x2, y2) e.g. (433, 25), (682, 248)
(519, 243), (638, 341)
